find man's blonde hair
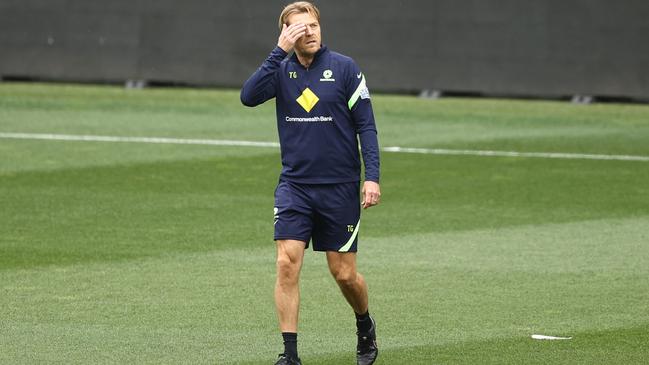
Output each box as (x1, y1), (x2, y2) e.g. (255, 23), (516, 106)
(278, 1), (321, 31)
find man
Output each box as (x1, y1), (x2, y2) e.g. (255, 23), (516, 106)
(240, 2), (380, 364)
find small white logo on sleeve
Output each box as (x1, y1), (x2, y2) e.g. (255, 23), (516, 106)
(320, 69), (335, 82)
(360, 86), (371, 100)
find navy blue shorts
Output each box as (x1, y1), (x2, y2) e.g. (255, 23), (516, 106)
(273, 180), (361, 252)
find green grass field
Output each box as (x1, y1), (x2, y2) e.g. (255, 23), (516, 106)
(1, 82), (649, 364)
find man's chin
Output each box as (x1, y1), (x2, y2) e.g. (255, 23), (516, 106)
(297, 43), (321, 56)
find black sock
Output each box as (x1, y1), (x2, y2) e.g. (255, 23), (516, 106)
(282, 332), (298, 360)
(355, 311), (372, 333)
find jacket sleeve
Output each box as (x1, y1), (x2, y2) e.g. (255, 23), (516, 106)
(346, 61), (380, 183)
(240, 47), (288, 107)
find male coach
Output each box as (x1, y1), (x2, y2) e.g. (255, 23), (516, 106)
(240, 2), (381, 364)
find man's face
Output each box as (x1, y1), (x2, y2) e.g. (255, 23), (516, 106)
(286, 12), (321, 56)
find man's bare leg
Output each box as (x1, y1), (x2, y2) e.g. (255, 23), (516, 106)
(275, 239), (305, 331)
(326, 251), (378, 365)
(325, 251), (368, 313)
(275, 239), (306, 362)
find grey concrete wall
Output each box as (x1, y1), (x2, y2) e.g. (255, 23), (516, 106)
(1, 0), (648, 99)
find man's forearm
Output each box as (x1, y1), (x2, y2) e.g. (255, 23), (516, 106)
(359, 130), (380, 183)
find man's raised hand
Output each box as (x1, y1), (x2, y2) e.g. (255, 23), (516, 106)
(278, 23), (306, 53)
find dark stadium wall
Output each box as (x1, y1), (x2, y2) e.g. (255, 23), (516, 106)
(1, 0), (648, 99)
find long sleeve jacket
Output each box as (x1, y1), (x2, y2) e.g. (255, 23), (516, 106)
(241, 45), (380, 184)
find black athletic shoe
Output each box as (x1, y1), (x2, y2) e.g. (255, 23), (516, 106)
(274, 353), (302, 365)
(356, 316), (378, 365)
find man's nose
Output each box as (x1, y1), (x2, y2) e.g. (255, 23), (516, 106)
(305, 26), (313, 35)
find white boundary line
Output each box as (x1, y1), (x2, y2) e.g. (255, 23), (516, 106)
(382, 146), (649, 162)
(0, 132), (280, 148)
(1, 132), (648, 162)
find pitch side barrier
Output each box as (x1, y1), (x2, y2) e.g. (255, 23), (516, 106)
(1, 0), (647, 100)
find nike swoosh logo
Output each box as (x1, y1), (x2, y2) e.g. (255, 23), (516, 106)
(357, 72), (362, 79)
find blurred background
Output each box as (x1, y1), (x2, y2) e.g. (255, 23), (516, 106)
(1, 0), (648, 102)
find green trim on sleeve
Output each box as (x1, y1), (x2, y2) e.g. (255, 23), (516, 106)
(348, 74), (366, 110)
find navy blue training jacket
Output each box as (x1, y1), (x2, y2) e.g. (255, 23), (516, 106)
(240, 45), (380, 184)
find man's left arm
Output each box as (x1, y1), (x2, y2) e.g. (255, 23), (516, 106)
(347, 63), (381, 209)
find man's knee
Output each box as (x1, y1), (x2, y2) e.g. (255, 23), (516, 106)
(277, 254), (298, 272)
(276, 254), (301, 285)
(330, 265), (358, 287)
(276, 240), (305, 283)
